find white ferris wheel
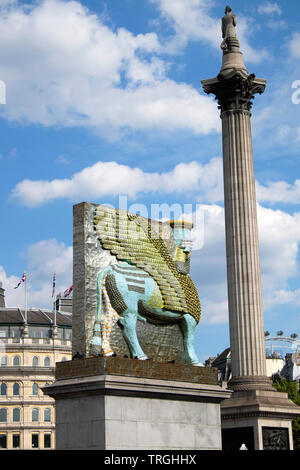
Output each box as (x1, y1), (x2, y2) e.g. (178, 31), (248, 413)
(265, 333), (300, 359)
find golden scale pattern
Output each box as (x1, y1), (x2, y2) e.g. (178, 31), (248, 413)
(94, 207), (201, 324)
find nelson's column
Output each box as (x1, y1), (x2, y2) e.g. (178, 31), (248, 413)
(202, 6), (300, 450)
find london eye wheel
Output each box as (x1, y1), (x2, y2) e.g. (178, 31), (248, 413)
(265, 335), (300, 359)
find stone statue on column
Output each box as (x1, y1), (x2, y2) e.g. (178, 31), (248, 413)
(221, 5), (238, 50)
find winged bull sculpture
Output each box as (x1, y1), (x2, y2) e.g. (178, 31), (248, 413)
(90, 206), (202, 366)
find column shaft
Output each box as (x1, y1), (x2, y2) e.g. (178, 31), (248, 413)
(222, 109), (266, 379)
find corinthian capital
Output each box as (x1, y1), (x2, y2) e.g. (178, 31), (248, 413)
(202, 72), (266, 114)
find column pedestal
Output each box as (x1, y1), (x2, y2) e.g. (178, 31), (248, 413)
(43, 356), (231, 450)
(221, 388), (300, 450)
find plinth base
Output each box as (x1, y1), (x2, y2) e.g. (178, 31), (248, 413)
(221, 388), (300, 450)
(43, 357), (231, 450)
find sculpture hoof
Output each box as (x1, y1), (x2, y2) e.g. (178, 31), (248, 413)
(103, 351), (115, 357)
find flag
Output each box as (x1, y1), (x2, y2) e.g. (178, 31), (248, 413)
(64, 285), (73, 297)
(14, 272), (26, 289)
(52, 273), (56, 298)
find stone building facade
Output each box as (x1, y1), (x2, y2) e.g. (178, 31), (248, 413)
(0, 284), (72, 449)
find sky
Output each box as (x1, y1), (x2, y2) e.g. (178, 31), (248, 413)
(0, 0), (300, 362)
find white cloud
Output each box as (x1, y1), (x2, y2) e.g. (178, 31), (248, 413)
(277, 124), (291, 140)
(26, 239), (72, 285)
(266, 19), (286, 30)
(256, 179), (300, 204)
(1, 203), (300, 327)
(258, 205), (300, 289)
(14, 148), (300, 208)
(150, 0), (220, 51)
(258, 2), (282, 16)
(56, 154), (70, 165)
(0, 267), (21, 307)
(0, 0), (219, 136)
(12, 148), (300, 208)
(289, 33), (300, 59)
(151, 0), (269, 63)
(201, 298), (228, 325)
(190, 202), (300, 323)
(190, 204), (228, 324)
(0, 239), (72, 309)
(267, 288), (300, 307)
(11, 157), (224, 207)
(0, 0), (16, 6)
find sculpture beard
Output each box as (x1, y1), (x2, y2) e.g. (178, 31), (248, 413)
(173, 246), (191, 275)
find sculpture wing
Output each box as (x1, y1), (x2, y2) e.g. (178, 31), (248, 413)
(93, 205), (201, 323)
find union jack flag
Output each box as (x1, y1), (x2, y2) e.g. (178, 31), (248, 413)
(64, 285), (73, 297)
(52, 273), (56, 298)
(14, 272), (26, 289)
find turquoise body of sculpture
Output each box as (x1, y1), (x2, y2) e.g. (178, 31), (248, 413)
(90, 206), (202, 366)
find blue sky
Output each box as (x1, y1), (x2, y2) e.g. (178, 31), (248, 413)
(0, 0), (300, 362)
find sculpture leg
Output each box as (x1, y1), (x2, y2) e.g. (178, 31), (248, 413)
(119, 310), (148, 359)
(90, 267), (111, 355)
(100, 284), (120, 356)
(180, 314), (203, 366)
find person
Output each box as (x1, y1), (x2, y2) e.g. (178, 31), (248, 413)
(220, 5), (237, 50)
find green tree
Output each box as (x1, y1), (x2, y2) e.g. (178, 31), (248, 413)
(272, 375), (300, 450)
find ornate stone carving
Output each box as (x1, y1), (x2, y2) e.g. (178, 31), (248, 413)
(262, 427), (289, 450)
(202, 5), (266, 114)
(228, 375), (274, 392)
(202, 72), (266, 113)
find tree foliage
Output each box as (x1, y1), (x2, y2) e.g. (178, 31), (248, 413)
(272, 375), (300, 450)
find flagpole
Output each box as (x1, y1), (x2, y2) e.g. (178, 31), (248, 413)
(54, 294), (57, 327)
(24, 271), (27, 324)
(52, 273), (57, 329)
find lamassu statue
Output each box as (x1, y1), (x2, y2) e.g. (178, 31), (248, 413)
(90, 206), (202, 366)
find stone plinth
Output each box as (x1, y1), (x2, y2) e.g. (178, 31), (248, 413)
(221, 389), (300, 450)
(54, 355), (218, 384)
(43, 357), (231, 450)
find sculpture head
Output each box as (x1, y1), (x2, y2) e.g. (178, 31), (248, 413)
(225, 5), (232, 14)
(169, 220), (193, 275)
(170, 220), (193, 254)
